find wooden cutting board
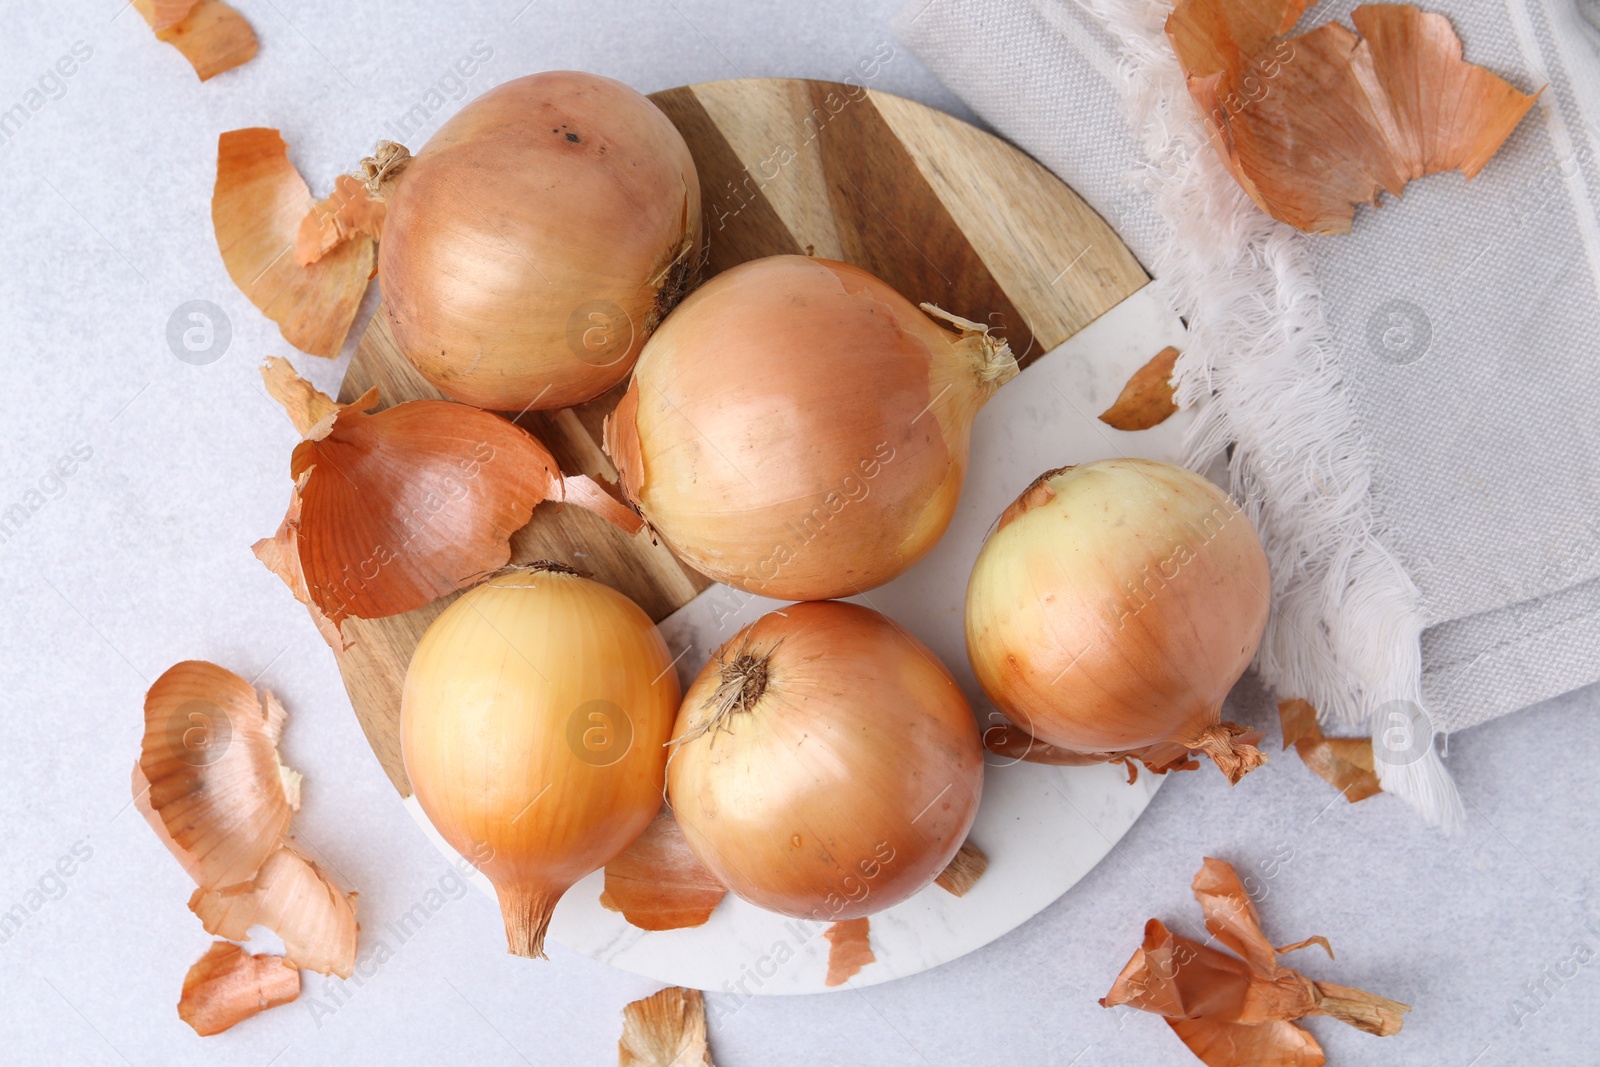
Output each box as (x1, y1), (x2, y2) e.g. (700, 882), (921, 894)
(336, 77), (1149, 797)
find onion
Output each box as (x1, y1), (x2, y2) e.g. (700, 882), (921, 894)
(379, 71), (701, 411)
(401, 565), (680, 957)
(965, 459), (1271, 782)
(666, 600), (983, 920)
(604, 255), (1017, 600)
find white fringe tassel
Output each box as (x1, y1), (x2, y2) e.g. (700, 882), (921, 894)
(1084, 0), (1463, 828)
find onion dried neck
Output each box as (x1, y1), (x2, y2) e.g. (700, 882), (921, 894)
(498, 882), (558, 959)
(360, 140), (412, 196)
(919, 302), (1020, 391)
(1187, 722), (1267, 784)
(645, 226), (702, 335)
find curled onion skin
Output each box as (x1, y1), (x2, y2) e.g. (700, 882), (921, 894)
(965, 460), (1270, 780)
(401, 566), (680, 957)
(380, 71), (701, 411)
(604, 255), (1016, 600)
(667, 601), (983, 921)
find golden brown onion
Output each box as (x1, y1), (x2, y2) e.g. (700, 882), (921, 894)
(402, 566), (680, 958)
(604, 255), (1016, 600)
(379, 71), (701, 411)
(667, 601), (983, 921)
(965, 460), (1271, 782)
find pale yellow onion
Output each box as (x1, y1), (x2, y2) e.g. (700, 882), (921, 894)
(667, 600), (983, 920)
(380, 71), (702, 411)
(401, 565), (680, 957)
(604, 255), (1017, 600)
(964, 459), (1271, 782)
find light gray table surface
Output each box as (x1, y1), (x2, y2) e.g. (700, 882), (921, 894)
(2, 1), (1596, 1064)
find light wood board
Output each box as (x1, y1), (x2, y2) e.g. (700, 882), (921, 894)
(335, 78), (1149, 795)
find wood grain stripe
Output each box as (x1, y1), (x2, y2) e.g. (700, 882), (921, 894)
(806, 81), (1039, 364)
(649, 86), (804, 274)
(870, 90), (1148, 353)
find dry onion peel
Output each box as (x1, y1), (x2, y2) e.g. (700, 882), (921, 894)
(296, 174), (387, 266)
(293, 142), (409, 266)
(1100, 346), (1181, 431)
(1102, 857), (1409, 1066)
(966, 460), (1270, 783)
(147, 0), (201, 31)
(253, 363), (642, 649)
(984, 720), (1260, 784)
(618, 986), (715, 1067)
(133, 0), (257, 81)
(177, 942), (299, 1037)
(668, 601), (984, 921)
(260, 356), (340, 435)
(138, 661), (298, 892)
(402, 566), (681, 958)
(1168, 0), (1541, 233)
(600, 811), (727, 931)
(1164, 1016), (1325, 1067)
(604, 255), (1017, 600)
(1279, 698), (1383, 802)
(823, 917), (875, 987)
(189, 844), (358, 978)
(214, 129), (374, 358)
(381, 71), (702, 411)
(933, 840), (989, 898)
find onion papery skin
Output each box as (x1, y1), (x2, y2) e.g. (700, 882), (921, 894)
(965, 459), (1270, 771)
(380, 71), (701, 411)
(604, 255), (1016, 600)
(401, 567), (680, 957)
(667, 600), (983, 921)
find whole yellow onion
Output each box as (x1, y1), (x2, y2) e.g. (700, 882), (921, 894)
(604, 255), (1017, 600)
(401, 565), (680, 957)
(667, 600), (983, 920)
(964, 460), (1271, 782)
(379, 71), (701, 411)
